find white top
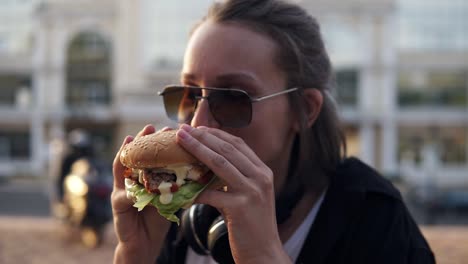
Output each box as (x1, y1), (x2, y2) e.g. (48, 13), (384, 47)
(185, 190), (326, 263)
(283, 190), (326, 262)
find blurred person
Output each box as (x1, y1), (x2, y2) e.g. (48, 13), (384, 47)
(50, 128), (113, 248)
(112, 0), (435, 263)
(56, 129), (94, 202)
(48, 128), (68, 201)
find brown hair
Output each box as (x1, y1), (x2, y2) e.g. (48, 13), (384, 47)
(195, 0), (346, 191)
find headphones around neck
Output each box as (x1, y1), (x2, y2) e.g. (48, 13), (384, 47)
(180, 182), (304, 264)
(181, 204), (233, 263)
(181, 136), (304, 263)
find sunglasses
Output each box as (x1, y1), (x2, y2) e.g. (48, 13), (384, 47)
(158, 85), (298, 128)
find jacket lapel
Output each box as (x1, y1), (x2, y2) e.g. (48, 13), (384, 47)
(296, 160), (366, 264)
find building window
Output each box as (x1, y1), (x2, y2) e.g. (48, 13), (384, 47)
(398, 70), (467, 107)
(66, 32), (112, 107)
(320, 15), (362, 66)
(398, 0), (468, 51)
(398, 126), (467, 165)
(0, 74), (31, 107)
(335, 69), (359, 107)
(0, 130), (30, 160)
(142, 0), (213, 68)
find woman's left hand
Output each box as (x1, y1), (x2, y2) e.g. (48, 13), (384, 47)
(176, 124), (292, 264)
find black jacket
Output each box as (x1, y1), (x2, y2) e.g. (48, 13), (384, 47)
(157, 158), (435, 264)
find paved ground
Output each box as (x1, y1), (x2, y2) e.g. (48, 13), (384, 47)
(0, 215), (467, 263)
(0, 216), (116, 263)
(421, 226), (468, 264)
(1, 178), (468, 263)
(0, 178), (116, 263)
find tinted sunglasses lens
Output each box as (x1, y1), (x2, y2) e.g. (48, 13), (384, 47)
(162, 87), (197, 123)
(209, 90), (252, 127)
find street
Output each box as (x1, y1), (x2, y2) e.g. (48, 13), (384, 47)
(1, 216), (468, 263)
(0, 216), (116, 263)
(421, 226), (468, 264)
(0, 179), (116, 263)
(0, 179), (468, 263)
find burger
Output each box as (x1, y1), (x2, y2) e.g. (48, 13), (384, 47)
(120, 130), (220, 224)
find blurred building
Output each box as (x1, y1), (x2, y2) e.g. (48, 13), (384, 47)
(305, 0), (468, 188)
(0, 0), (207, 178)
(393, 0), (468, 188)
(0, 0), (39, 176)
(0, 0), (466, 190)
(317, 0), (467, 188)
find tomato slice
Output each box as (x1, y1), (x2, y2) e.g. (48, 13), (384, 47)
(123, 167), (133, 178)
(170, 183), (179, 193)
(197, 171), (214, 185)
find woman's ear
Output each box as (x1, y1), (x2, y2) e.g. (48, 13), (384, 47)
(302, 88), (323, 128)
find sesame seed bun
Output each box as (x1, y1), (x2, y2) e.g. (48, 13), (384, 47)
(120, 130), (198, 169)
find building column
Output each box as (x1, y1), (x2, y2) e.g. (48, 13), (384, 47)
(379, 13), (398, 174)
(114, 0), (144, 104)
(360, 121), (375, 166)
(33, 10), (67, 178)
(31, 17), (47, 177)
(358, 14), (376, 167)
(30, 92), (45, 175)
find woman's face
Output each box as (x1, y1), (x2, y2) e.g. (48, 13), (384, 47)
(182, 21), (297, 192)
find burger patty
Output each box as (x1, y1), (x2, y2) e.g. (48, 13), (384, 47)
(142, 170), (177, 193)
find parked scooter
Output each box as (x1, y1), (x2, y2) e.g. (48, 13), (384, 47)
(59, 157), (113, 248)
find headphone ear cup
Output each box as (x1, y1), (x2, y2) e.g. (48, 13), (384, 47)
(181, 204), (220, 255)
(208, 216), (235, 264)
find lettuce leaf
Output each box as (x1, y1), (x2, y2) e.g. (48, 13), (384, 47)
(126, 178), (215, 225)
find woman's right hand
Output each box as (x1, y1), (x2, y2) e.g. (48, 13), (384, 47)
(112, 125), (172, 264)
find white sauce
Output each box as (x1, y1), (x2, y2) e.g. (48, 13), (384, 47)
(158, 181), (173, 204)
(165, 164), (193, 186)
(125, 178), (135, 199)
(131, 164), (205, 205)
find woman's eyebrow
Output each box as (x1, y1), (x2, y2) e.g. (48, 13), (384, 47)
(181, 72), (258, 84)
(216, 72), (258, 83)
(181, 73), (197, 84)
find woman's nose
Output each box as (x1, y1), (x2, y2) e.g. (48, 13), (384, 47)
(190, 99), (220, 128)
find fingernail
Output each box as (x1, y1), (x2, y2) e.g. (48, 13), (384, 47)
(145, 124), (155, 132)
(124, 136), (133, 144)
(177, 129), (191, 141)
(180, 124), (194, 132)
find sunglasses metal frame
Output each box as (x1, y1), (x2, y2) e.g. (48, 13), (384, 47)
(158, 85), (298, 127)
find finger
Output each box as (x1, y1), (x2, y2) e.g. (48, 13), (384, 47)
(141, 205), (172, 242)
(113, 135), (134, 189)
(195, 188), (237, 210)
(176, 128), (248, 191)
(113, 189), (171, 244)
(111, 188), (135, 214)
(185, 125), (260, 178)
(135, 124), (156, 138)
(197, 126), (264, 168)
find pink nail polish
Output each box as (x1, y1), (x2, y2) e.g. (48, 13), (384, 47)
(180, 124), (193, 132)
(178, 129), (190, 140)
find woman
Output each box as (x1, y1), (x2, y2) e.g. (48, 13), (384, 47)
(112, 0), (435, 263)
